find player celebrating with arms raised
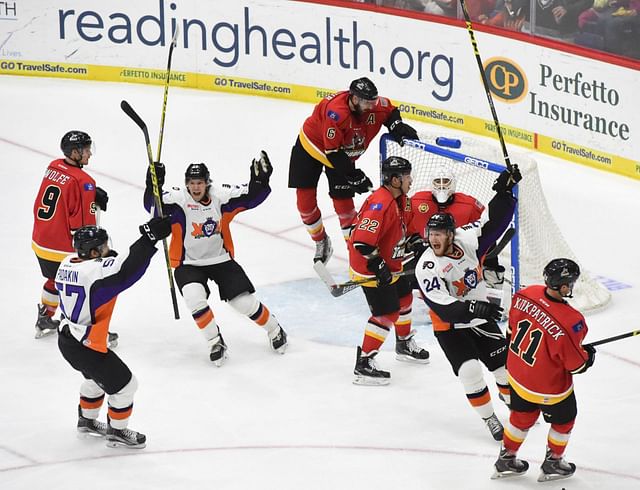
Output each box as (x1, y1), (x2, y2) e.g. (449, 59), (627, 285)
(289, 77), (418, 265)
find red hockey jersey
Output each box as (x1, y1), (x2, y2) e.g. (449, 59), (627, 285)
(32, 159), (98, 262)
(299, 90), (396, 167)
(507, 285), (591, 405)
(348, 187), (411, 282)
(408, 191), (485, 237)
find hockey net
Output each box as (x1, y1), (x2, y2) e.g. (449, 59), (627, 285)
(380, 132), (611, 312)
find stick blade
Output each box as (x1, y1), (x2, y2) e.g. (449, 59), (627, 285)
(120, 100), (147, 131)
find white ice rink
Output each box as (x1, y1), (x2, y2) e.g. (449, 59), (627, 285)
(0, 75), (639, 490)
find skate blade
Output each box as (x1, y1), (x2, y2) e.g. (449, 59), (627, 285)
(77, 429), (107, 439)
(106, 439), (146, 449)
(272, 344), (288, 355)
(211, 354), (228, 367)
(353, 375), (390, 386)
(537, 471), (573, 482)
(491, 469), (527, 480)
(34, 328), (57, 339)
(395, 354), (430, 364)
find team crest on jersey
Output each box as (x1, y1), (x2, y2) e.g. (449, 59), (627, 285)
(418, 203), (429, 213)
(452, 265), (482, 296)
(328, 110), (340, 121)
(191, 218), (218, 238)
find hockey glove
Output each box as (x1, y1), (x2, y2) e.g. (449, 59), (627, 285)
(95, 187), (109, 212)
(346, 169), (373, 194)
(483, 265), (506, 288)
(405, 233), (427, 257)
(492, 165), (522, 194)
(572, 344), (596, 374)
(367, 255), (393, 286)
(386, 109), (418, 146)
(466, 300), (504, 322)
(146, 162), (166, 189)
(139, 216), (172, 243)
(250, 150), (273, 186)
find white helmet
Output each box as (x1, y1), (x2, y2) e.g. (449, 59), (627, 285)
(432, 166), (456, 204)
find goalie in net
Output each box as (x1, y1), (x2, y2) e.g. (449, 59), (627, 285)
(380, 132), (611, 312)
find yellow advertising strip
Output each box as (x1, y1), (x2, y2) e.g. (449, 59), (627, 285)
(1, 60), (637, 180)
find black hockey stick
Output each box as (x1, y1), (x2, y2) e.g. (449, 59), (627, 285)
(458, 0), (513, 173)
(583, 330), (640, 348)
(121, 100), (180, 319)
(314, 261), (415, 297)
(155, 26), (179, 164)
(485, 227), (515, 260)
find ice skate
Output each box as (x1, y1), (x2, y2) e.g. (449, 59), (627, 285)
(35, 304), (59, 338)
(313, 235), (333, 265)
(269, 326), (288, 354)
(77, 405), (108, 437)
(353, 347), (390, 386)
(538, 449), (576, 482)
(491, 447), (529, 479)
(208, 334), (228, 367)
(106, 425), (146, 449)
(107, 331), (119, 349)
(483, 413), (504, 441)
(395, 330), (430, 364)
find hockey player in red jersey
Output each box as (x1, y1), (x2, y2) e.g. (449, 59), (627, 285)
(415, 165), (522, 441)
(31, 131), (110, 340)
(349, 156), (429, 386)
(57, 217), (172, 448)
(492, 258), (595, 482)
(144, 152), (288, 365)
(289, 77), (418, 265)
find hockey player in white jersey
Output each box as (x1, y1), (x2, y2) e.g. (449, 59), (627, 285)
(415, 165), (521, 441)
(56, 216), (172, 448)
(144, 151), (287, 365)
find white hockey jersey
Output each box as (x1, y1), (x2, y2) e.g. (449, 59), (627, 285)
(415, 192), (516, 332)
(56, 237), (158, 352)
(146, 181), (270, 268)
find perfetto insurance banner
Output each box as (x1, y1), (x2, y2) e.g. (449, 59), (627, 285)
(1, 0), (638, 178)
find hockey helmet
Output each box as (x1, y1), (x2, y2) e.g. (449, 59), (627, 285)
(349, 77), (378, 101)
(543, 258), (580, 291)
(61, 130), (92, 157)
(432, 166), (456, 205)
(185, 163), (211, 184)
(381, 156), (412, 184)
(73, 225), (109, 259)
(426, 212), (455, 233)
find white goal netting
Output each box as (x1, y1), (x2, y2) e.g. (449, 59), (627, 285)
(381, 132), (611, 312)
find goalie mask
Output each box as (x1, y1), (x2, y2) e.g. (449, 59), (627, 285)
(543, 258), (580, 297)
(432, 166), (456, 205)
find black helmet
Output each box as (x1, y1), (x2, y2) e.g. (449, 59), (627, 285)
(426, 213), (455, 233)
(349, 77), (378, 101)
(185, 163), (211, 184)
(543, 258), (580, 291)
(73, 225), (109, 259)
(381, 156), (412, 184)
(61, 131), (92, 157)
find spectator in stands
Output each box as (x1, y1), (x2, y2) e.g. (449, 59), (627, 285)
(485, 0), (530, 30)
(577, 0), (639, 56)
(535, 0), (594, 35)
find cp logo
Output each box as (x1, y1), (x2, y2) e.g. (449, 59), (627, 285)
(483, 58), (527, 103)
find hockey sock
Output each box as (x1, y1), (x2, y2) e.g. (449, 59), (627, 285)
(331, 197), (357, 241)
(503, 410), (539, 454)
(79, 378), (105, 419)
(193, 306), (219, 340)
(42, 279), (59, 316)
(458, 359), (494, 419)
(107, 376), (138, 430)
(547, 420), (575, 457)
(296, 188), (326, 242)
(491, 366), (511, 406)
(249, 303), (279, 336)
(394, 293), (413, 338)
(362, 314), (395, 354)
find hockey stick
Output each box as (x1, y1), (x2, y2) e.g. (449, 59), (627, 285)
(120, 100), (180, 319)
(155, 26), (179, 164)
(485, 227), (515, 260)
(458, 0), (513, 172)
(583, 330), (640, 348)
(313, 261), (415, 298)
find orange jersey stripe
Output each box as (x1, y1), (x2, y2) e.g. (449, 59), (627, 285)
(84, 297), (117, 353)
(169, 222), (183, 268)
